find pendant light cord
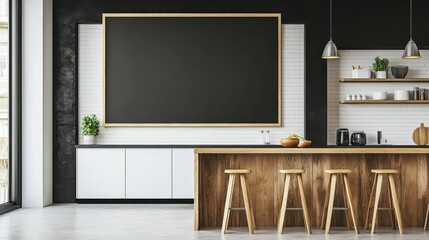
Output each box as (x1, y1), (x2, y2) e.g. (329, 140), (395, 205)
(410, 0), (413, 39)
(330, 0), (333, 40)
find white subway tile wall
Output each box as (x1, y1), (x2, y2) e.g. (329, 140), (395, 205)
(328, 50), (429, 145)
(78, 24), (305, 144)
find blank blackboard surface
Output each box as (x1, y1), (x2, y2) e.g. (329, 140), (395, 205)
(103, 14), (281, 126)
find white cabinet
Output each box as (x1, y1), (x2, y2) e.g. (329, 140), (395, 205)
(172, 149), (194, 198)
(126, 149), (172, 198)
(76, 147), (195, 199)
(77, 148), (126, 199)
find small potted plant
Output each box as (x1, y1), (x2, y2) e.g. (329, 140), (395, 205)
(81, 114), (100, 144)
(372, 56), (389, 78)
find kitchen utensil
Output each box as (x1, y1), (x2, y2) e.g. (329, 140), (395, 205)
(298, 140), (311, 148)
(420, 88), (426, 100)
(377, 131), (382, 144)
(351, 131), (366, 146)
(413, 87), (420, 100)
(412, 123), (429, 145)
(391, 66), (408, 78)
(394, 90), (409, 100)
(373, 91), (387, 100)
(280, 138), (299, 148)
(336, 128), (349, 146)
(352, 69), (371, 78)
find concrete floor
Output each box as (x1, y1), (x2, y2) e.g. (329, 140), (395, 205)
(0, 204), (428, 240)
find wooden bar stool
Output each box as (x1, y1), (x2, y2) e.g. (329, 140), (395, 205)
(424, 203), (429, 230)
(277, 169), (311, 234)
(365, 169), (403, 234)
(221, 169), (256, 234)
(321, 169), (359, 234)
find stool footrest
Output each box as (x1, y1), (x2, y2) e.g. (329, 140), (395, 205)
(378, 207), (394, 211)
(332, 207), (349, 210)
(286, 207), (303, 211)
(229, 207), (245, 211)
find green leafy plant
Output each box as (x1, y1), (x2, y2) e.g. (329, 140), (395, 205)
(81, 114), (100, 136)
(372, 56), (389, 71)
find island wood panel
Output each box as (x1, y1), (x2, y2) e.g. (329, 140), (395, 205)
(417, 154), (429, 227)
(402, 156), (418, 227)
(196, 153), (429, 229)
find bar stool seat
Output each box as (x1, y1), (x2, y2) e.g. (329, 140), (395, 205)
(221, 169), (256, 234)
(371, 169), (399, 174)
(279, 169), (305, 174)
(365, 169), (403, 234)
(277, 169), (311, 234)
(321, 169), (359, 234)
(324, 169), (352, 174)
(225, 169), (251, 174)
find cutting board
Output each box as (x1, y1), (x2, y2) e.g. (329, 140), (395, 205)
(412, 123), (429, 145)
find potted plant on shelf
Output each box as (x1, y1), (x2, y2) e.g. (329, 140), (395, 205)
(81, 114), (100, 144)
(372, 56), (389, 78)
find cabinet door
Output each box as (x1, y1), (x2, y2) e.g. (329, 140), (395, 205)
(77, 148), (126, 199)
(172, 148), (194, 198)
(126, 149), (172, 198)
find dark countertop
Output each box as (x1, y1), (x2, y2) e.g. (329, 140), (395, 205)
(75, 144), (285, 148)
(75, 144), (429, 148)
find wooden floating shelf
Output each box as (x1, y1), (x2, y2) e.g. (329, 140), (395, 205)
(340, 78), (429, 83)
(340, 100), (429, 104)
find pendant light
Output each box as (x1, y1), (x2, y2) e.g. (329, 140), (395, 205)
(403, 0), (421, 59)
(322, 0), (339, 59)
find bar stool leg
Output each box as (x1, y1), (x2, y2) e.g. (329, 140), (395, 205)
(244, 175), (256, 231)
(321, 174), (332, 229)
(343, 174), (359, 234)
(297, 174), (312, 234)
(341, 174), (351, 230)
(221, 174), (236, 234)
(240, 174), (254, 234)
(365, 173), (377, 230)
(387, 180), (396, 229)
(371, 174), (383, 234)
(424, 203), (429, 230)
(388, 174), (403, 234)
(325, 174), (337, 234)
(277, 174), (291, 233)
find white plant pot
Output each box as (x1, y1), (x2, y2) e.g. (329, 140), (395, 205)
(376, 71), (387, 78)
(83, 135), (95, 145)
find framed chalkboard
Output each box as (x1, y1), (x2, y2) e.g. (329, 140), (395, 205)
(103, 13), (281, 126)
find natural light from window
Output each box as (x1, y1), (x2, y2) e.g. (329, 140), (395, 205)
(0, 0), (9, 205)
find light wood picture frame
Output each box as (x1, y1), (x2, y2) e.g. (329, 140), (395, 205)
(102, 13), (282, 127)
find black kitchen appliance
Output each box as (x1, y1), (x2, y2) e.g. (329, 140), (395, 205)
(351, 131), (367, 146)
(336, 128), (349, 146)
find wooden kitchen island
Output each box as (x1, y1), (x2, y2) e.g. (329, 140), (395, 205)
(194, 147), (429, 230)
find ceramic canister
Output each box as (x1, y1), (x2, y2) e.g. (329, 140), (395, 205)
(394, 90), (409, 100)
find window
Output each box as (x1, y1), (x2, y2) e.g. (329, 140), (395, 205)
(0, 0), (20, 213)
(0, 0), (9, 205)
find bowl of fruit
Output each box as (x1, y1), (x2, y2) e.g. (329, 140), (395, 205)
(280, 134), (311, 148)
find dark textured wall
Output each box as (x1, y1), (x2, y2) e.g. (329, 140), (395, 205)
(53, 0), (429, 202)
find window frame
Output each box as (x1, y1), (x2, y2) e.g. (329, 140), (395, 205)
(0, 0), (21, 214)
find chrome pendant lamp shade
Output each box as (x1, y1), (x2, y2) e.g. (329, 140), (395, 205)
(403, 39), (421, 59)
(403, 0), (421, 59)
(322, 0), (339, 59)
(322, 40), (339, 59)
